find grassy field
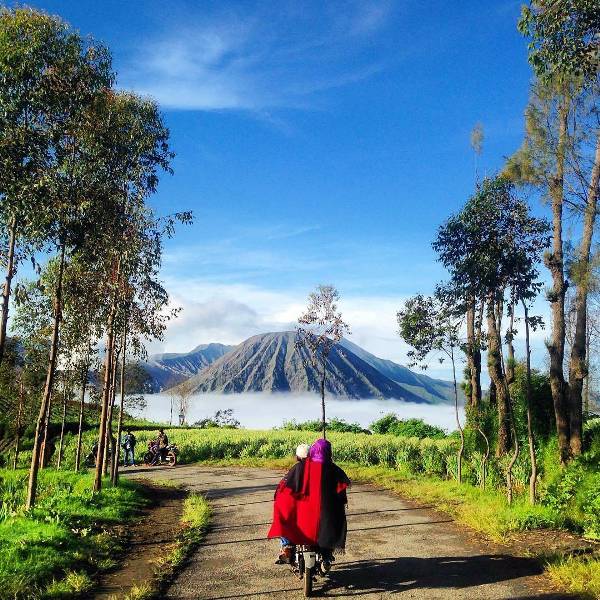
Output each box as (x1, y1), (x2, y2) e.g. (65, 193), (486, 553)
(6, 424), (599, 598)
(0, 469), (146, 599)
(56, 426), (599, 540)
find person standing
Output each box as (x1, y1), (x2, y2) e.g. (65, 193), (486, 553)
(123, 430), (137, 466)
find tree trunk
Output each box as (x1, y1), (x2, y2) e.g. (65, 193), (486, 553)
(477, 426), (490, 489)
(473, 300), (483, 407)
(321, 358), (326, 440)
(505, 374), (520, 505)
(506, 299), (516, 386)
(546, 96), (570, 465)
(466, 299), (482, 411)
(523, 301), (538, 504)
(75, 350), (90, 472)
(584, 306), (590, 416)
(0, 217), (18, 366)
(487, 297), (511, 455)
(56, 377), (68, 470)
(568, 134), (600, 457)
(103, 336), (119, 476)
(12, 379), (24, 470)
(40, 395), (52, 468)
(489, 380), (497, 406)
(26, 243), (66, 510)
(451, 346), (464, 484)
(94, 302), (117, 493)
(112, 328), (127, 486)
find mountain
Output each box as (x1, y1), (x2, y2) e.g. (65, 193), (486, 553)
(338, 339), (458, 404)
(143, 343), (234, 391)
(176, 331), (455, 404)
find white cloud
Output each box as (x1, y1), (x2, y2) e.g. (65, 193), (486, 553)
(150, 276), (435, 374)
(150, 273), (554, 388)
(120, 3), (391, 111)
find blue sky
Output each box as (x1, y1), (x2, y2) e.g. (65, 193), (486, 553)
(15, 0), (546, 377)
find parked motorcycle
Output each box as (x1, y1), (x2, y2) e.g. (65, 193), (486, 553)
(289, 545), (332, 597)
(143, 441), (178, 467)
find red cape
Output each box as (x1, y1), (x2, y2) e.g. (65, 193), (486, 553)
(268, 458), (349, 546)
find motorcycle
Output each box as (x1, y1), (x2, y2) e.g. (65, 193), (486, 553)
(143, 441), (178, 467)
(289, 545), (332, 597)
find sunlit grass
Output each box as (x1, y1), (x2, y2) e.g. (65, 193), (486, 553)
(546, 556), (600, 599)
(0, 468), (145, 599)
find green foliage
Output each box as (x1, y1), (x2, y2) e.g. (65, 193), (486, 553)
(194, 408), (240, 429)
(547, 555), (600, 598)
(540, 447), (600, 539)
(370, 414), (447, 439)
(0, 469), (145, 599)
(518, 0), (599, 81)
(433, 176), (550, 303)
(509, 362), (555, 441)
(282, 417), (368, 434)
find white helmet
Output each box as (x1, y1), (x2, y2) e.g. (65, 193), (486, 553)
(296, 443), (310, 459)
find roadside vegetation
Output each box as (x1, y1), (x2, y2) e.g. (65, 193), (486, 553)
(0, 469), (146, 599)
(122, 493), (211, 600)
(100, 422), (598, 597)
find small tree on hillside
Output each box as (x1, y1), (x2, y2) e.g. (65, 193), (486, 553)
(397, 293), (465, 483)
(176, 377), (196, 425)
(296, 285), (350, 439)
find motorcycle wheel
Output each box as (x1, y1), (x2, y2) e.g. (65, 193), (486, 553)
(143, 451), (154, 465)
(166, 451), (177, 467)
(303, 566), (313, 597)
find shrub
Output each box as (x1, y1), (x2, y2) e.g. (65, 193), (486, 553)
(370, 414), (446, 439)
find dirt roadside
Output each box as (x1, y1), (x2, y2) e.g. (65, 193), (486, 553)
(124, 464), (585, 600)
(92, 480), (186, 600)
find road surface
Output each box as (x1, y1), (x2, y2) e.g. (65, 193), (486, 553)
(127, 464), (571, 600)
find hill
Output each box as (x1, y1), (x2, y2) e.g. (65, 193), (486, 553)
(338, 338), (457, 404)
(142, 343), (234, 391)
(175, 331), (456, 403)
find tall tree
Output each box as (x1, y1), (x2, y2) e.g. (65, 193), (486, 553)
(296, 285), (350, 439)
(398, 293), (465, 483)
(504, 78), (576, 463)
(25, 33), (113, 509)
(433, 177), (550, 463)
(517, 0), (599, 461)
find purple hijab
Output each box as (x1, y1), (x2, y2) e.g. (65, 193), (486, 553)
(309, 438), (332, 464)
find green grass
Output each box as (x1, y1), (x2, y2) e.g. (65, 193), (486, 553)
(0, 468), (146, 600)
(133, 492), (211, 600)
(343, 464), (563, 539)
(546, 556), (600, 599)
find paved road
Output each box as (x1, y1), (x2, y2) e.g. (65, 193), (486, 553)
(127, 464), (570, 600)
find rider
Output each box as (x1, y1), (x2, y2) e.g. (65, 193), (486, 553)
(151, 428), (169, 465)
(268, 438), (350, 565)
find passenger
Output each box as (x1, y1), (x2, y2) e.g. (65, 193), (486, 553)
(274, 443), (310, 563)
(268, 438), (350, 565)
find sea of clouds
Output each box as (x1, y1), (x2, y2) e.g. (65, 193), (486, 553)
(142, 392), (464, 433)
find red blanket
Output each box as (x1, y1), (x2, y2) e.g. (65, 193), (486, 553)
(268, 459), (322, 544)
(268, 458), (349, 547)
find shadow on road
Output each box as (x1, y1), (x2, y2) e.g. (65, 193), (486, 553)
(322, 555), (570, 597)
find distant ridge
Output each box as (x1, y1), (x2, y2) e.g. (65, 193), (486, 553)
(143, 343), (234, 391)
(168, 331), (458, 404)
